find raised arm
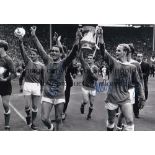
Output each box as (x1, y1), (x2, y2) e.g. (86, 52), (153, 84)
(63, 29), (81, 68)
(19, 38), (30, 65)
(63, 44), (78, 68)
(79, 49), (89, 70)
(97, 27), (115, 68)
(57, 36), (66, 58)
(31, 26), (49, 65)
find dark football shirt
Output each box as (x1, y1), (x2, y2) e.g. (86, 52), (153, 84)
(82, 64), (98, 89)
(42, 46), (78, 99)
(101, 46), (145, 105)
(0, 55), (15, 84)
(25, 60), (44, 84)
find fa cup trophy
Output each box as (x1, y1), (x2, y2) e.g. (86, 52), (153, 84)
(80, 26), (100, 57)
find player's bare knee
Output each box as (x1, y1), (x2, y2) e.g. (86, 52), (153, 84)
(83, 101), (88, 105)
(108, 118), (115, 125)
(3, 102), (9, 108)
(3, 102), (10, 112)
(41, 115), (48, 123)
(90, 103), (93, 108)
(55, 115), (62, 124)
(126, 120), (134, 126)
(32, 104), (38, 111)
(4, 108), (11, 115)
(108, 112), (115, 124)
(125, 115), (134, 125)
(25, 105), (30, 109)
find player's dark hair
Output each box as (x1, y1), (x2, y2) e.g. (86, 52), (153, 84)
(49, 45), (61, 53)
(88, 54), (93, 57)
(29, 48), (37, 53)
(0, 40), (8, 51)
(88, 54), (95, 61)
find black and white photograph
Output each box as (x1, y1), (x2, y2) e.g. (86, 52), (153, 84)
(1, 1), (155, 155)
(0, 24), (154, 131)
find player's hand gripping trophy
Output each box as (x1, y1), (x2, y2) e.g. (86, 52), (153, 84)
(79, 25), (102, 57)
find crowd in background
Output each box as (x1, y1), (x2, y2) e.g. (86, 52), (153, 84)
(0, 25), (154, 76)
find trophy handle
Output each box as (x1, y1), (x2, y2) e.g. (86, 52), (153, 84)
(93, 25), (103, 58)
(93, 26), (101, 58)
(93, 37), (99, 58)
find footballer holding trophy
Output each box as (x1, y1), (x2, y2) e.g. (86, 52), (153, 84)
(79, 26), (99, 120)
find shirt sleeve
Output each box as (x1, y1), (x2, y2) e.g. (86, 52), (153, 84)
(100, 43), (116, 68)
(63, 44), (78, 68)
(32, 35), (50, 65)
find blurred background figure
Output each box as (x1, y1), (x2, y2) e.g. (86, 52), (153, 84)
(150, 55), (155, 77)
(137, 53), (150, 101)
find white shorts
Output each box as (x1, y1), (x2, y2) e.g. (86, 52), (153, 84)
(102, 73), (106, 80)
(41, 96), (65, 105)
(81, 86), (96, 102)
(81, 86), (96, 96)
(105, 102), (119, 110)
(105, 101), (132, 110)
(105, 88), (135, 110)
(23, 82), (41, 96)
(129, 88), (135, 104)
